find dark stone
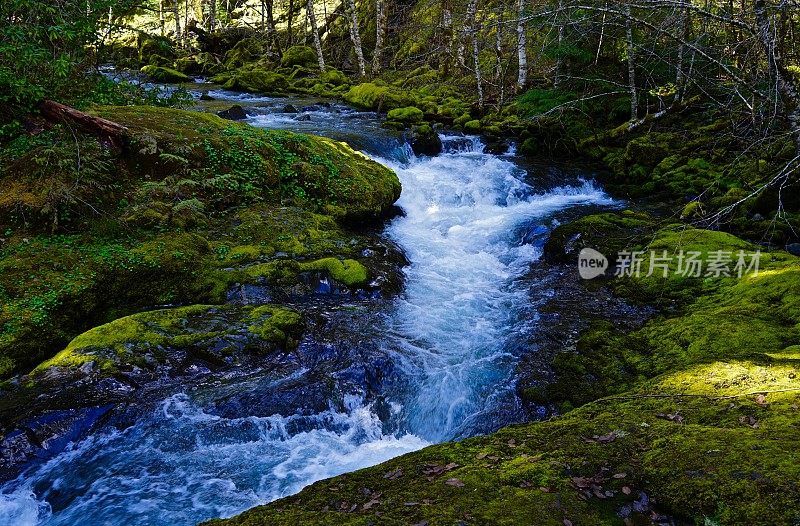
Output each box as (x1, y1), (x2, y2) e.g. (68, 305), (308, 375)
(408, 127), (443, 156)
(199, 93), (215, 101)
(295, 113), (312, 121)
(217, 104), (248, 121)
(786, 242), (800, 256)
(483, 140), (509, 155)
(281, 104), (299, 113)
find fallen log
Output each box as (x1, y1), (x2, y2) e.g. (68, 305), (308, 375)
(38, 100), (128, 151)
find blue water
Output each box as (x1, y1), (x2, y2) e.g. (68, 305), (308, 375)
(0, 92), (614, 525)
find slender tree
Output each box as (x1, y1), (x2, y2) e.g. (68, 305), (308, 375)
(346, 0), (366, 77)
(516, 0), (527, 90)
(307, 0), (325, 71)
(373, 0), (388, 75)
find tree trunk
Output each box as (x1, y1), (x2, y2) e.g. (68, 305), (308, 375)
(346, 0), (366, 77)
(288, 0), (295, 46)
(159, 0), (166, 36)
(754, 0), (800, 154)
(673, 7), (689, 105)
(516, 0), (527, 91)
(554, 1), (564, 88)
(208, 0), (216, 31)
(442, 2), (453, 76)
(307, 0), (325, 71)
(373, 0), (387, 75)
(39, 100), (128, 151)
(625, 4), (638, 122)
(173, 0), (182, 47)
(465, 0), (482, 110)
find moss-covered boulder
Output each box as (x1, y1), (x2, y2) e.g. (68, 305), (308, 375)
(138, 35), (174, 64)
(343, 82), (417, 112)
(280, 45), (317, 68)
(387, 106), (424, 125)
(32, 304), (304, 377)
(408, 124), (443, 156)
(223, 69), (289, 93)
(140, 64), (190, 83)
(319, 68), (349, 86)
(223, 37), (265, 70)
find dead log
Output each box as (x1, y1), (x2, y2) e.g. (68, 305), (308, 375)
(39, 100), (128, 151)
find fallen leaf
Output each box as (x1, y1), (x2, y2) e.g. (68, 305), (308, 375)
(613, 473), (627, 479)
(445, 478), (465, 487)
(563, 520), (573, 526)
(476, 452), (488, 459)
(755, 394), (768, 407)
(622, 486), (632, 495)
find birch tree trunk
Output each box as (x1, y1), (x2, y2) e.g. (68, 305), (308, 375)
(625, 4), (638, 122)
(373, 0), (387, 75)
(465, 0), (482, 110)
(516, 0), (527, 90)
(208, 0), (216, 31)
(159, 0), (166, 36)
(307, 0), (325, 71)
(346, 0), (366, 77)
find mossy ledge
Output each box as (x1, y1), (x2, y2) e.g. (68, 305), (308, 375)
(0, 107), (402, 378)
(207, 215), (800, 526)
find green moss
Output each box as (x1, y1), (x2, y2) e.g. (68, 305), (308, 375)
(223, 69), (289, 93)
(280, 46), (317, 68)
(140, 65), (189, 83)
(464, 119), (482, 133)
(298, 257), (368, 287)
(318, 68), (349, 86)
(32, 304), (305, 376)
(247, 305), (304, 345)
(386, 106), (424, 124)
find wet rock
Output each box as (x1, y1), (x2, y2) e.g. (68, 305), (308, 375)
(217, 105), (248, 121)
(408, 125), (442, 156)
(786, 242), (800, 256)
(295, 113), (312, 122)
(199, 93), (215, 101)
(226, 283), (272, 305)
(483, 140), (509, 155)
(281, 104), (299, 113)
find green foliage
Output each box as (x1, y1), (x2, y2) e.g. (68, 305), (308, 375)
(0, 0), (140, 139)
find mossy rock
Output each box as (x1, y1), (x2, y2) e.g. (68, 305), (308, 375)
(463, 119), (482, 133)
(223, 69), (289, 93)
(319, 68), (349, 87)
(343, 82), (416, 112)
(280, 45), (317, 68)
(386, 106), (424, 125)
(140, 65), (190, 83)
(32, 303), (305, 376)
(223, 37), (264, 70)
(138, 35), (174, 63)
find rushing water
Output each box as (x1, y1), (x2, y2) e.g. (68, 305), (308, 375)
(0, 90), (614, 525)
